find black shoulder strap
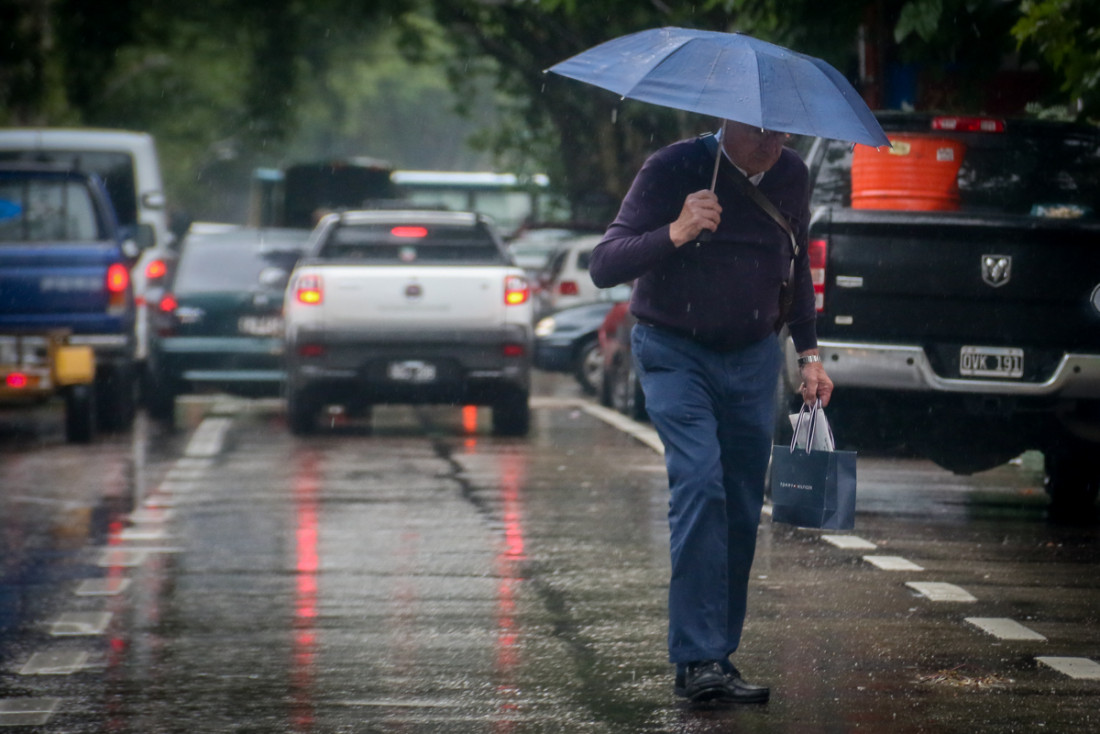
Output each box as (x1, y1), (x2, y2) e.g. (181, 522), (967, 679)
(700, 134), (799, 270)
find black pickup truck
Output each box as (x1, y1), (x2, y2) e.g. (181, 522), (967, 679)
(781, 113), (1100, 515)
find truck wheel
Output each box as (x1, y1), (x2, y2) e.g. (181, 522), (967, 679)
(492, 390), (530, 437)
(1044, 445), (1100, 518)
(573, 336), (602, 395)
(145, 377), (177, 424)
(64, 384), (96, 444)
(95, 365), (137, 432)
(287, 387), (318, 436)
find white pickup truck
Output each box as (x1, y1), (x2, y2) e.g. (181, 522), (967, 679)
(283, 210), (534, 435)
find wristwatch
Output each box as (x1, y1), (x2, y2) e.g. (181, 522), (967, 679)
(797, 354), (822, 367)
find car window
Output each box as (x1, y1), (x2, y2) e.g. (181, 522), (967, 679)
(0, 151), (138, 228)
(812, 128), (1100, 218)
(319, 222), (506, 264)
(0, 178), (101, 242)
(174, 241), (298, 292)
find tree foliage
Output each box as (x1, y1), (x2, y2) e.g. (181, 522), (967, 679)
(1012, 0), (1100, 117)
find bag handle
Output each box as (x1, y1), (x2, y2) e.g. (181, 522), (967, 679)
(789, 399), (831, 454)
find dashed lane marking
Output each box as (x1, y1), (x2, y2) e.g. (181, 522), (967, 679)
(49, 611), (112, 636)
(864, 555), (924, 571)
(74, 578), (131, 596)
(1036, 656), (1100, 680)
(906, 581), (977, 603)
(0, 698), (61, 727)
(19, 651), (88, 676)
(821, 534), (877, 550)
(965, 617), (1046, 641)
(184, 416), (232, 458)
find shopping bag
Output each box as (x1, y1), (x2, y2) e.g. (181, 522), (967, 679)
(771, 402), (857, 530)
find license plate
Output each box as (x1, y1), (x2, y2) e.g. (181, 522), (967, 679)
(238, 315), (283, 336)
(387, 360), (437, 383)
(959, 346), (1024, 378)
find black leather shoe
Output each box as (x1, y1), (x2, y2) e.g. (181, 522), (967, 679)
(722, 664), (770, 703)
(674, 660), (729, 702)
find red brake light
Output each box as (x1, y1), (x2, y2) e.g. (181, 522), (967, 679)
(145, 259), (168, 280)
(296, 274), (323, 305)
(504, 275), (529, 306)
(298, 344), (325, 358)
(391, 226), (428, 238)
(809, 238), (827, 312)
(932, 116), (1004, 133)
(5, 373), (28, 389)
(558, 281), (580, 296)
(106, 263), (129, 294)
(158, 293), (178, 313)
(502, 344), (525, 358)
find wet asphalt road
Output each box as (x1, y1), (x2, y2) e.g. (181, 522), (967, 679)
(1, 373), (1098, 733)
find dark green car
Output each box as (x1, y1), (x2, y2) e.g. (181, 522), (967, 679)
(144, 226), (311, 421)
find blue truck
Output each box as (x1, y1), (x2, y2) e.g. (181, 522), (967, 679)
(0, 163), (145, 441)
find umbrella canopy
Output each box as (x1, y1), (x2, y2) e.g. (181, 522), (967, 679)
(548, 27), (890, 148)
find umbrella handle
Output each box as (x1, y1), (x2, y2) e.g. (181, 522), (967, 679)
(695, 134), (723, 244)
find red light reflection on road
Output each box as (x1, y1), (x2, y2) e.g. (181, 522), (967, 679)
(494, 450), (527, 732)
(291, 449), (321, 733)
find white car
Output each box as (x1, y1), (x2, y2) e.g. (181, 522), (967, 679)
(536, 234), (604, 314)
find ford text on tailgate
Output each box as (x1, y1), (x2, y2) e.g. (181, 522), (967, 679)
(283, 210), (533, 436)
(789, 114), (1100, 515)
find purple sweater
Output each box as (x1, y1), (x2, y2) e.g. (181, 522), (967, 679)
(589, 135), (818, 353)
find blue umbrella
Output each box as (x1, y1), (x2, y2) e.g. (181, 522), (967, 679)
(547, 27), (890, 149)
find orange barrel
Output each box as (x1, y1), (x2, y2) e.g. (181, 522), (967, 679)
(851, 135), (966, 211)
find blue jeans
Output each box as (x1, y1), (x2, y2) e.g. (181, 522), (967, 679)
(632, 323), (780, 664)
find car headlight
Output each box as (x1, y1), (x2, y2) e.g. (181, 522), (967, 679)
(535, 316), (557, 338)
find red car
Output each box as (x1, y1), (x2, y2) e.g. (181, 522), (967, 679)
(597, 300), (647, 421)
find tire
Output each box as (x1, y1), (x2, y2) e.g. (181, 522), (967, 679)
(573, 336), (603, 395)
(95, 364), (137, 432)
(1044, 444), (1100, 519)
(64, 384), (96, 444)
(144, 365), (178, 424)
(492, 389), (531, 437)
(286, 385), (319, 436)
(611, 358), (646, 422)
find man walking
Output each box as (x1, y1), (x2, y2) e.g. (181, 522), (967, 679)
(589, 119), (833, 703)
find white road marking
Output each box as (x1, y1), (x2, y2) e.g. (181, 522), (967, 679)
(19, 651), (88, 676)
(49, 612), (112, 636)
(1036, 656), (1100, 680)
(118, 526), (170, 542)
(577, 402), (665, 454)
(821, 534), (877, 550)
(75, 578), (131, 597)
(863, 555), (924, 571)
(0, 698), (61, 726)
(965, 617), (1046, 641)
(96, 549), (147, 567)
(906, 581), (977, 603)
(184, 417), (232, 458)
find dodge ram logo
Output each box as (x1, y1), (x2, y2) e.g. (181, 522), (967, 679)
(981, 255), (1012, 287)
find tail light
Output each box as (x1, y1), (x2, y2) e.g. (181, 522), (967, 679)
(154, 293), (179, 336)
(558, 280), (580, 296)
(504, 275), (529, 306)
(502, 344), (526, 358)
(5, 372), (29, 389)
(106, 263), (130, 312)
(145, 258), (168, 280)
(296, 274), (323, 305)
(298, 344), (325, 358)
(932, 116), (1005, 133)
(808, 238), (827, 312)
